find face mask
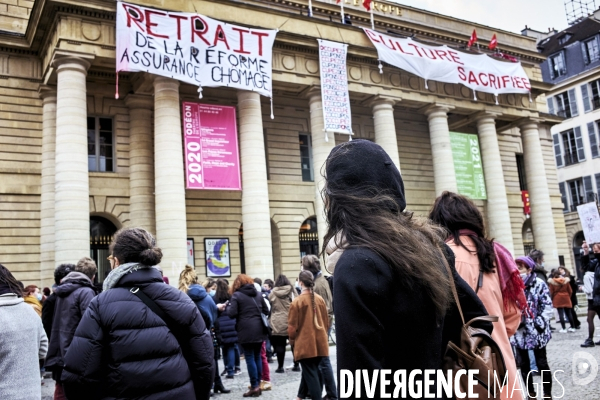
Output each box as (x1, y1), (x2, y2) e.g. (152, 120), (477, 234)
(209, 290), (215, 297)
(541, 262), (545, 267)
(520, 273), (528, 280)
(36, 293), (43, 301)
(295, 281), (301, 289)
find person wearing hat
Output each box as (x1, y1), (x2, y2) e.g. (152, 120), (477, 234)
(511, 256), (554, 400)
(322, 139), (491, 397)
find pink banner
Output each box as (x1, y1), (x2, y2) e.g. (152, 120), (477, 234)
(182, 102), (241, 190)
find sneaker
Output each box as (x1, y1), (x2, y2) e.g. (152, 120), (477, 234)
(234, 368), (242, 376)
(559, 329), (567, 333)
(260, 381), (272, 391)
(567, 327), (576, 333)
(581, 338), (595, 348)
(275, 368), (285, 373)
(221, 370), (227, 376)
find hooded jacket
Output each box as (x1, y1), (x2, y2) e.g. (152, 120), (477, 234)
(0, 293), (48, 400)
(581, 253), (600, 307)
(510, 274), (553, 350)
(227, 283), (269, 344)
(187, 284), (218, 330)
(268, 284), (295, 336)
(61, 267), (214, 400)
(548, 277), (573, 308)
(45, 272), (97, 376)
(326, 140), (492, 399)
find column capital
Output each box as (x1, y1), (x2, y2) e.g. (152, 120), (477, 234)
(473, 111), (503, 126)
(305, 85), (322, 103)
(51, 51), (94, 73)
(366, 95), (400, 109)
(516, 117), (543, 131)
(38, 85), (57, 102)
(153, 76), (180, 88)
(125, 94), (153, 110)
(421, 103), (455, 118)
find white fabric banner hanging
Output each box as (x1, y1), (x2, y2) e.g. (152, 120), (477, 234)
(116, 1), (277, 97)
(318, 39), (353, 135)
(363, 28), (531, 96)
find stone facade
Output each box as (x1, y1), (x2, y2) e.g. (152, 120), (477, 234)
(0, 0), (571, 286)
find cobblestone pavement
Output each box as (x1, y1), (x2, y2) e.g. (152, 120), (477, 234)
(42, 320), (600, 399)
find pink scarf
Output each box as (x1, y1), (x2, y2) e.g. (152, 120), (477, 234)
(455, 230), (528, 314)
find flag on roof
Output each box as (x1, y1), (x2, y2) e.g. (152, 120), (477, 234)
(467, 29), (478, 48)
(489, 34), (498, 50)
(363, 0), (372, 11)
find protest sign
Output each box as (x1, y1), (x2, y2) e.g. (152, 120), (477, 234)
(116, 2), (277, 97)
(577, 202), (600, 244)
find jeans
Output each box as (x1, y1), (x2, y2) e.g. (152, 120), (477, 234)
(318, 356), (337, 399)
(528, 349), (538, 372)
(517, 347), (551, 397)
(298, 357), (323, 400)
(242, 343), (263, 389)
(222, 343), (236, 377)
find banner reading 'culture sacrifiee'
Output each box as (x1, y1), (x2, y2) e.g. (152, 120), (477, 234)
(363, 28), (531, 96)
(116, 2), (277, 97)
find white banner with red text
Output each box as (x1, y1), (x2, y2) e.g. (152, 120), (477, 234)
(116, 2), (277, 97)
(318, 39), (353, 135)
(363, 28), (531, 96)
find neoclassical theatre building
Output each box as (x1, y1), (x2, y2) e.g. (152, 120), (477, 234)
(0, 0), (569, 287)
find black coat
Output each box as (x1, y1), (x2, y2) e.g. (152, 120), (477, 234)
(45, 272), (97, 375)
(61, 268), (214, 400)
(581, 254), (600, 307)
(42, 293), (57, 341)
(227, 284), (268, 345)
(217, 311), (238, 345)
(333, 246), (491, 399)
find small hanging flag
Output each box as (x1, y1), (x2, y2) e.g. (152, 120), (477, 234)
(489, 34), (498, 50)
(363, 0), (372, 11)
(467, 29), (478, 49)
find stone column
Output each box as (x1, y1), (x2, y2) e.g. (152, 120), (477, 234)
(53, 57), (91, 265)
(371, 97), (401, 172)
(237, 90), (273, 279)
(153, 77), (188, 282)
(476, 113), (515, 254)
(308, 89), (337, 251)
(424, 104), (458, 195)
(39, 86), (57, 285)
(126, 94), (155, 235)
(520, 120), (559, 266)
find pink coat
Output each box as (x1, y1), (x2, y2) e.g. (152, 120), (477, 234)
(447, 236), (523, 400)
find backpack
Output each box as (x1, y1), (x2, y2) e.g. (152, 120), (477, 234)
(440, 257), (508, 399)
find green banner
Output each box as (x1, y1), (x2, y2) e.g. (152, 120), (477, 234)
(449, 132), (487, 200)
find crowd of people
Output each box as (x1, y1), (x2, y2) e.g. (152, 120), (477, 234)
(2, 140), (600, 400)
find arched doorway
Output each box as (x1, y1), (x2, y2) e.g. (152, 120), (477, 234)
(299, 217), (318, 258)
(573, 231), (585, 279)
(522, 219), (534, 256)
(90, 216), (118, 283)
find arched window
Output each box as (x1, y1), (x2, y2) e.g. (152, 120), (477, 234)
(90, 216), (117, 283)
(299, 217), (318, 258)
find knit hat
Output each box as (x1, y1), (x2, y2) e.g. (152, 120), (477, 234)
(515, 256), (535, 270)
(325, 139), (406, 212)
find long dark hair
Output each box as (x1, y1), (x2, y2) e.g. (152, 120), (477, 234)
(298, 271), (323, 330)
(215, 278), (231, 304)
(322, 150), (452, 317)
(274, 274), (291, 288)
(0, 264), (23, 297)
(429, 191), (496, 274)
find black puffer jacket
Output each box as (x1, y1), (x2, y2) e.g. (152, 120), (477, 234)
(61, 268), (214, 400)
(227, 284), (268, 345)
(45, 272), (97, 376)
(217, 311), (238, 345)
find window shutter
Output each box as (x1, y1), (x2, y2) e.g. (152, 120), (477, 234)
(559, 182), (568, 211)
(582, 84), (592, 112)
(568, 88), (579, 117)
(595, 173), (600, 199)
(588, 122), (599, 158)
(548, 58), (556, 79)
(546, 97), (555, 114)
(584, 175), (594, 202)
(582, 41), (590, 64)
(574, 126), (586, 162)
(553, 133), (564, 167)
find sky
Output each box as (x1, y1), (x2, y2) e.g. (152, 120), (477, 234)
(390, 0), (573, 34)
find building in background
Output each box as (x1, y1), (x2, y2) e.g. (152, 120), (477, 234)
(534, 8), (600, 277)
(0, 0), (569, 286)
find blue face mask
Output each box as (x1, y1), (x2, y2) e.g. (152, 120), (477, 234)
(209, 290), (215, 297)
(520, 273), (528, 281)
(36, 293), (43, 301)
